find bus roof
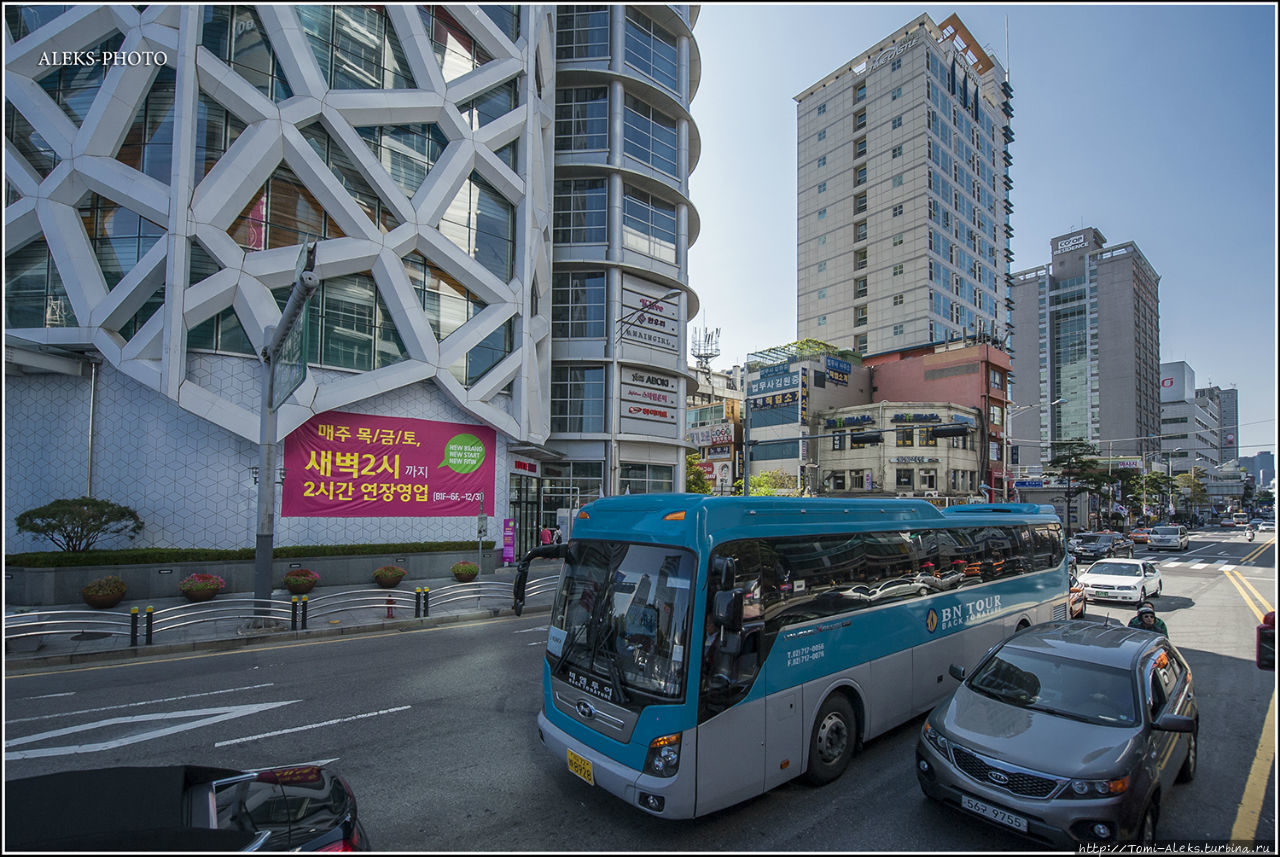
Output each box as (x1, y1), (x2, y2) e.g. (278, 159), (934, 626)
(569, 495), (1061, 549)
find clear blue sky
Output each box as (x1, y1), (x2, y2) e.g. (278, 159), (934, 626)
(686, 3), (1277, 462)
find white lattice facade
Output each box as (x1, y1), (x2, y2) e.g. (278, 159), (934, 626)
(4, 6), (700, 552)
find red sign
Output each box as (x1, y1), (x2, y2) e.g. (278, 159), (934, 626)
(282, 412), (495, 517)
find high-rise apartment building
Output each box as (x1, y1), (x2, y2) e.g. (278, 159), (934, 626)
(4, 5), (701, 556)
(794, 13), (1012, 359)
(1009, 228), (1161, 468)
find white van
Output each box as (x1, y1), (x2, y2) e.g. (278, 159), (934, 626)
(1148, 525), (1189, 551)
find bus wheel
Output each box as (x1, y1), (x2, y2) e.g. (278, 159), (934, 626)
(802, 693), (856, 786)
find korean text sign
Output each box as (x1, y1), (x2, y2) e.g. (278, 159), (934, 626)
(283, 412), (495, 517)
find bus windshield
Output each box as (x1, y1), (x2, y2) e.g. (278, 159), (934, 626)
(546, 540), (695, 705)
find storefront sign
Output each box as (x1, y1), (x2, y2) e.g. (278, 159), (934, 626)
(620, 285), (680, 352)
(502, 519), (515, 564)
(870, 34), (920, 70)
(622, 382), (680, 409)
(826, 414), (874, 427)
(825, 356), (851, 386)
(1056, 233), (1087, 254)
(891, 456), (941, 463)
(283, 412), (495, 517)
(688, 423), (734, 447)
(891, 412), (942, 423)
(748, 372), (800, 395)
(759, 362), (792, 378)
(751, 390), (800, 410)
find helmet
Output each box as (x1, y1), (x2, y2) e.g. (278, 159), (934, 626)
(1137, 606), (1156, 617)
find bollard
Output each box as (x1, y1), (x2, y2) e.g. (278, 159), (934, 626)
(145, 606), (154, 645)
(386, 596), (395, 619)
(291, 596), (298, 631)
(130, 607), (139, 647)
(414, 587), (422, 618)
(301, 596), (308, 630)
(423, 587), (430, 617)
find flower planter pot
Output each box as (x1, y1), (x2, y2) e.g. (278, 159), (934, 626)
(375, 577), (402, 589)
(285, 580), (317, 595)
(183, 589), (218, 603)
(82, 592), (124, 610)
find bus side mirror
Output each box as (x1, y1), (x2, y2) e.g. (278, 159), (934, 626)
(712, 556), (738, 590)
(713, 589), (744, 632)
(1257, 611), (1275, 671)
(948, 664), (966, 682)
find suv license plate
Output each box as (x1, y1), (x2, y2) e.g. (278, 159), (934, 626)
(960, 794), (1027, 833)
(567, 749), (594, 786)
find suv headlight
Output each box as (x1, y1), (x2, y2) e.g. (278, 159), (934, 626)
(1066, 775), (1129, 797)
(922, 720), (950, 756)
(643, 733), (681, 778)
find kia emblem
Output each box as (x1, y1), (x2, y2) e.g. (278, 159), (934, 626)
(576, 701), (595, 719)
(988, 770), (1010, 785)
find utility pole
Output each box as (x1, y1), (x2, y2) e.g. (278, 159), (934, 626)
(254, 241), (319, 617)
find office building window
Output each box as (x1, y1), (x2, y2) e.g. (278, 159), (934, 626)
(893, 323), (904, 335)
(553, 178), (607, 244)
(891, 86), (902, 101)
(552, 270), (606, 338)
(855, 220), (867, 241)
(552, 365), (605, 432)
(854, 333), (867, 352)
(892, 115), (903, 130)
(854, 110), (866, 130)
(817, 315), (827, 326)
(855, 277), (867, 297)
(440, 172), (515, 281)
(854, 193), (867, 213)
(897, 468), (914, 489)
(893, 294), (904, 305)
(817, 129), (826, 141)
(300, 6), (415, 89)
(620, 462), (674, 494)
(555, 87), (608, 151)
(817, 103), (826, 115)
(854, 137), (867, 158)
(854, 305), (867, 327)
(623, 93), (678, 174)
(622, 186), (677, 263)
(854, 249), (868, 270)
(890, 58), (902, 72)
(893, 264), (904, 276)
(817, 155), (827, 167)
(893, 203), (904, 217)
(892, 173), (904, 187)
(892, 232), (904, 246)
(356, 121), (449, 197)
(896, 429), (914, 447)
(854, 83), (866, 103)
(556, 5), (609, 60)
(817, 208), (827, 220)
(624, 8), (678, 91)
(855, 166), (867, 186)
(817, 181), (826, 194)
(892, 144), (903, 159)
(201, 7), (293, 101)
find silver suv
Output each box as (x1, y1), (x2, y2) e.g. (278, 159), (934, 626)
(1148, 525), (1189, 551)
(916, 620), (1197, 847)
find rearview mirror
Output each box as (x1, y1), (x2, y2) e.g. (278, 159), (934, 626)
(948, 664), (966, 682)
(713, 589), (744, 632)
(1152, 712), (1196, 733)
(711, 555), (738, 590)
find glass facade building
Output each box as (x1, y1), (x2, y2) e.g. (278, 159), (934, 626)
(4, 5), (701, 555)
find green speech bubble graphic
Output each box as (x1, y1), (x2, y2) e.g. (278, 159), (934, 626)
(440, 433), (486, 474)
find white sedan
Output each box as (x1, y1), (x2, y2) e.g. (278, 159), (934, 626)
(1260, 521), (1276, 532)
(1077, 558), (1164, 604)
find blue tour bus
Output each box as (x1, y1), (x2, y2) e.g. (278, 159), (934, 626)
(528, 494), (1070, 818)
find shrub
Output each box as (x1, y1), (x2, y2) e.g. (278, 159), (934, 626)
(451, 561), (479, 582)
(15, 497), (143, 552)
(81, 575), (127, 598)
(282, 568), (320, 586)
(178, 573), (226, 594)
(372, 565), (406, 584)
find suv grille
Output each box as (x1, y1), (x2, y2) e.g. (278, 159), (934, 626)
(951, 745), (1062, 798)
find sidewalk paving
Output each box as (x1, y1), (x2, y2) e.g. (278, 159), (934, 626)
(4, 561), (561, 672)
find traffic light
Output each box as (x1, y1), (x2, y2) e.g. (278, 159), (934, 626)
(929, 424), (971, 439)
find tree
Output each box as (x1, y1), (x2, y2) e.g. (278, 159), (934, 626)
(1174, 469), (1210, 521)
(1047, 440), (1110, 534)
(15, 497), (144, 552)
(685, 454), (713, 494)
(733, 469), (796, 497)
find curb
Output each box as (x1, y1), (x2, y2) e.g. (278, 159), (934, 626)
(4, 602), (552, 674)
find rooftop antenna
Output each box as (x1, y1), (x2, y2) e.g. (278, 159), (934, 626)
(691, 326), (721, 372)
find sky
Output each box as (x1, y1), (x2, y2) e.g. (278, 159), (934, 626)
(684, 3), (1278, 462)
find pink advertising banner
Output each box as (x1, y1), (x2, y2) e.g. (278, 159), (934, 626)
(282, 412), (495, 517)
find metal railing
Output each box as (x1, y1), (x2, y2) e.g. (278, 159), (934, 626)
(5, 576), (559, 653)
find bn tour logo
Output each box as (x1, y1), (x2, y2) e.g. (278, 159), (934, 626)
(926, 595), (1004, 633)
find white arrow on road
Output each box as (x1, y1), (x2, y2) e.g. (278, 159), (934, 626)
(5, 700), (298, 760)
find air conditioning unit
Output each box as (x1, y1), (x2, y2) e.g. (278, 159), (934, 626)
(924, 491), (940, 498)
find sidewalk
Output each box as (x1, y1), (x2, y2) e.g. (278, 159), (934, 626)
(4, 561), (561, 673)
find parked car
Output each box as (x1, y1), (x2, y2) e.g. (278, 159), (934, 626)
(1068, 572), (1086, 619)
(5, 763), (371, 851)
(916, 620), (1198, 847)
(1147, 525), (1189, 551)
(1128, 528), (1151, 545)
(1077, 559), (1163, 604)
(1071, 532), (1135, 563)
(1259, 521), (1276, 532)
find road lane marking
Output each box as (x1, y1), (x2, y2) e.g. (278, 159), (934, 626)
(5, 700), (297, 760)
(4, 683), (276, 725)
(215, 706), (411, 747)
(1224, 569), (1274, 622)
(1231, 689), (1275, 842)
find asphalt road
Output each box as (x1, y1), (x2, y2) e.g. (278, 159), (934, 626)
(4, 530), (1274, 851)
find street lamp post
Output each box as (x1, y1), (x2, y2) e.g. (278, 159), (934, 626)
(1003, 398), (1064, 501)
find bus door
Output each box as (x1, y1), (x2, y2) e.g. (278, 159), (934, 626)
(694, 553), (770, 815)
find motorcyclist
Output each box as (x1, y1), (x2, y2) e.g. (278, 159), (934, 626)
(1128, 601), (1169, 636)
(1247, 524), (1256, 542)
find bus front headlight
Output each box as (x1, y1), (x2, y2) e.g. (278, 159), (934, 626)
(644, 733), (682, 778)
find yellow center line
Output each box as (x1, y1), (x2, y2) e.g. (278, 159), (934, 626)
(1231, 688), (1276, 842)
(1225, 570), (1266, 624)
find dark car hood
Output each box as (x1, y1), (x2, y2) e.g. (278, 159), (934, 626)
(938, 685), (1143, 779)
(218, 765), (358, 850)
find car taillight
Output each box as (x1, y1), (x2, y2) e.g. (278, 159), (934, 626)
(315, 839), (357, 852)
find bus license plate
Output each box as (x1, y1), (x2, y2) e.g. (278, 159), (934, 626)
(567, 749), (594, 786)
(960, 794), (1027, 833)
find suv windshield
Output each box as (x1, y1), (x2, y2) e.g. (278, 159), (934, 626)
(1152, 527), (1180, 535)
(969, 646), (1138, 726)
(546, 541), (694, 704)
